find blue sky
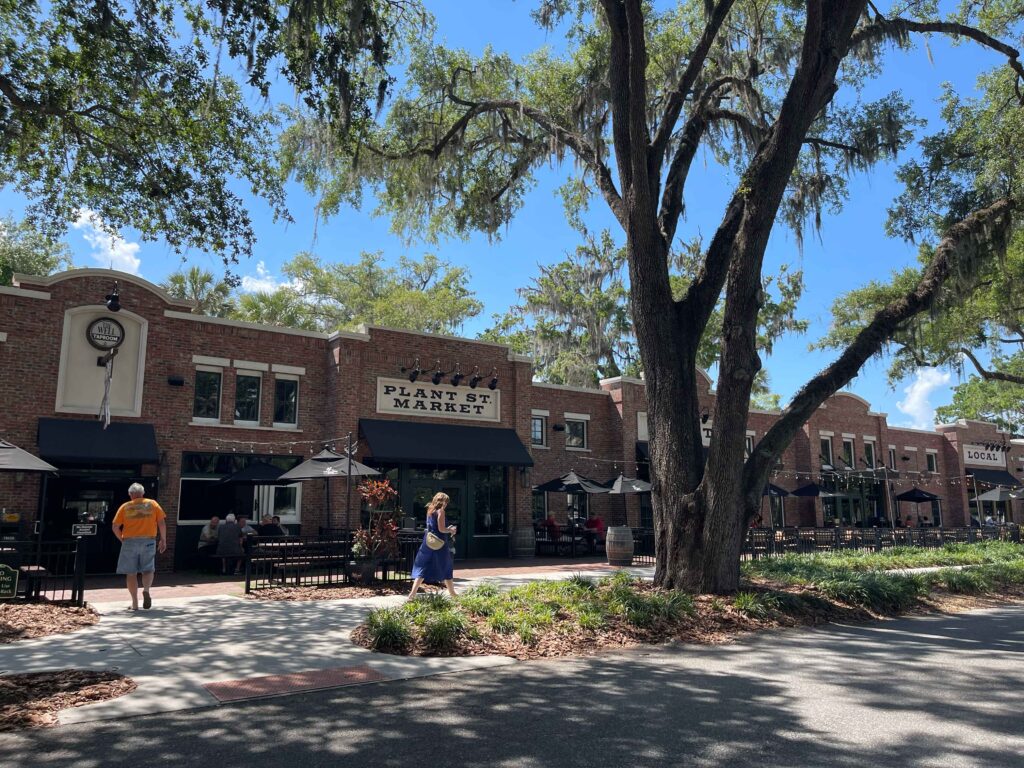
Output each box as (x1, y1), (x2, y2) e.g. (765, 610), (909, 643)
(1, 2), (1003, 430)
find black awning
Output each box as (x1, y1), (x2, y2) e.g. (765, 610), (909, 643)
(38, 418), (158, 465)
(360, 419), (533, 467)
(967, 468), (1022, 488)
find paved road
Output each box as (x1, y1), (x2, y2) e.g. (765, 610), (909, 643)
(3, 605), (1023, 767)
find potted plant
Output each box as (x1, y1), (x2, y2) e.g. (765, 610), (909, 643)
(350, 480), (401, 583)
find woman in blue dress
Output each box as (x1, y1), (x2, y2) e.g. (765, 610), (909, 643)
(408, 492), (457, 598)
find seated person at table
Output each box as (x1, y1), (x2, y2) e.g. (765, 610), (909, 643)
(197, 516), (220, 569)
(215, 514), (244, 575)
(543, 513), (561, 541)
(272, 515), (290, 536)
(257, 515), (286, 537)
(584, 515), (606, 542)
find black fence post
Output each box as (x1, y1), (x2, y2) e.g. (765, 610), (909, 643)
(244, 554), (252, 594)
(72, 537), (86, 607)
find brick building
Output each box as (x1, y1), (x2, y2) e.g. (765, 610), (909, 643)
(1, 269), (1022, 572)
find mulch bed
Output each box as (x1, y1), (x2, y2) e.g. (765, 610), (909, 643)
(351, 580), (1024, 661)
(0, 670), (136, 731)
(0, 603), (99, 644)
(245, 582), (414, 601)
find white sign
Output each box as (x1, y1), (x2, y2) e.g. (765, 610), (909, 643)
(701, 421), (713, 447)
(963, 443), (1007, 468)
(376, 377), (500, 422)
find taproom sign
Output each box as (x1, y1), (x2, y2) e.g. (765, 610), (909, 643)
(376, 377), (500, 422)
(962, 443), (1007, 468)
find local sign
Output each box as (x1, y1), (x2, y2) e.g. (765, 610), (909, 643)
(0, 564), (18, 599)
(86, 317), (125, 351)
(962, 443), (1008, 468)
(71, 523), (98, 536)
(376, 377), (501, 422)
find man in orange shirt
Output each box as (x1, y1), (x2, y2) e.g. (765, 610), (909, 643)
(112, 483), (167, 610)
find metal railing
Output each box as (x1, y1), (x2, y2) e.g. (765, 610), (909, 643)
(625, 525), (1021, 566)
(0, 539), (85, 605)
(244, 532), (422, 593)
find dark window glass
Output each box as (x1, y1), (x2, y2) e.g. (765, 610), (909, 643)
(864, 443), (876, 468)
(235, 374), (261, 422)
(531, 416), (546, 445)
(532, 491), (547, 521)
(820, 438), (833, 468)
(566, 420), (587, 448)
(274, 378), (298, 424)
(193, 370), (221, 419)
(842, 439), (855, 469)
(473, 466), (506, 534)
(640, 494), (653, 529)
(926, 453), (937, 472)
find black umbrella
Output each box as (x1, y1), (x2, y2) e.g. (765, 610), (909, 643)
(533, 471), (610, 495)
(0, 439), (58, 474)
(604, 475), (652, 494)
(217, 461), (293, 523)
(278, 447), (379, 530)
(894, 486), (939, 503)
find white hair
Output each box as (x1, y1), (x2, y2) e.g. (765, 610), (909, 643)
(225, 513), (236, 523)
(128, 483), (145, 497)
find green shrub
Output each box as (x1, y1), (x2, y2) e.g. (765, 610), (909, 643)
(487, 609), (516, 634)
(818, 572), (923, 613)
(422, 609), (468, 652)
(567, 573), (597, 591)
(365, 608), (413, 651)
(733, 591), (779, 619)
(938, 568), (991, 594)
(576, 609), (606, 630)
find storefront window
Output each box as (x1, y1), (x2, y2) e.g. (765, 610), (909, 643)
(273, 377), (298, 426)
(532, 491), (547, 521)
(473, 466), (506, 535)
(842, 439), (855, 469)
(193, 369), (221, 420)
(531, 416), (546, 446)
(234, 373), (261, 423)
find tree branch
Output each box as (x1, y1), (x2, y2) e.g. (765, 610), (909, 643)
(960, 346), (1024, 385)
(749, 196), (1017, 502)
(650, 0), (737, 167)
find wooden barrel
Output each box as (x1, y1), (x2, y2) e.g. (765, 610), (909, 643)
(511, 527), (536, 558)
(606, 526), (634, 566)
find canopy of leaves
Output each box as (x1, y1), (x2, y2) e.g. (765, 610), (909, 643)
(0, 214), (73, 285)
(1, 0), (421, 263)
(161, 266), (235, 317)
(935, 355), (1024, 433)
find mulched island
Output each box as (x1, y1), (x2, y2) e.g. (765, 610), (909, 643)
(245, 582), (412, 601)
(0, 670), (136, 731)
(353, 547), (1024, 660)
(0, 603), (99, 644)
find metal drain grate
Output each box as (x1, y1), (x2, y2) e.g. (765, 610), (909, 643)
(204, 665), (387, 702)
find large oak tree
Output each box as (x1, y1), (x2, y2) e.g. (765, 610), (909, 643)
(284, 0), (1024, 592)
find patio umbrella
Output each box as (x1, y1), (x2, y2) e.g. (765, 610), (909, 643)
(0, 439), (58, 474)
(762, 483), (789, 497)
(216, 461), (292, 522)
(604, 475), (652, 494)
(790, 483), (845, 498)
(533, 470), (610, 495)
(278, 447), (380, 530)
(975, 487), (1019, 503)
(894, 486), (940, 526)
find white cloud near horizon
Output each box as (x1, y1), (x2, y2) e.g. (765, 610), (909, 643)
(72, 210), (142, 275)
(896, 368), (952, 429)
(239, 260), (303, 293)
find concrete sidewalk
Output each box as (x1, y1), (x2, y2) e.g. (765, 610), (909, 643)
(1, 564), (653, 726)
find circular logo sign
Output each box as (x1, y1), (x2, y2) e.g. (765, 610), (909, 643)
(86, 317), (126, 350)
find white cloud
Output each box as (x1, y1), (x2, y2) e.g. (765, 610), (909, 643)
(72, 210), (141, 275)
(239, 261), (303, 293)
(896, 368), (952, 429)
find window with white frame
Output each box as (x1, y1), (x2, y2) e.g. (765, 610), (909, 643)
(565, 419), (588, 449)
(744, 435), (754, 458)
(531, 415), (547, 446)
(841, 438), (855, 469)
(926, 452), (937, 473)
(820, 437), (833, 469)
(273, 376), (299, 427)
(234, 371), (262, 424)
(889, 448), (897, 470)
(864, 441), (876, 469)
(193, 367), (222, 421)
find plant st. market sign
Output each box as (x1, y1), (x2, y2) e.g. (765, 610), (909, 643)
(376, 377), (500, 422)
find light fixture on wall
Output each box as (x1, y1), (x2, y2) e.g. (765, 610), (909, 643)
(105, 281), (121, 312)
(901, 455), (911, 462)
(450, 364), (464, 387)
(488, 368), (499, 390)
(401, 358), (422, 383)
(469, 366), (483, 389)
(431, 361), (444, 386)
(701, 412), (710, 424)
